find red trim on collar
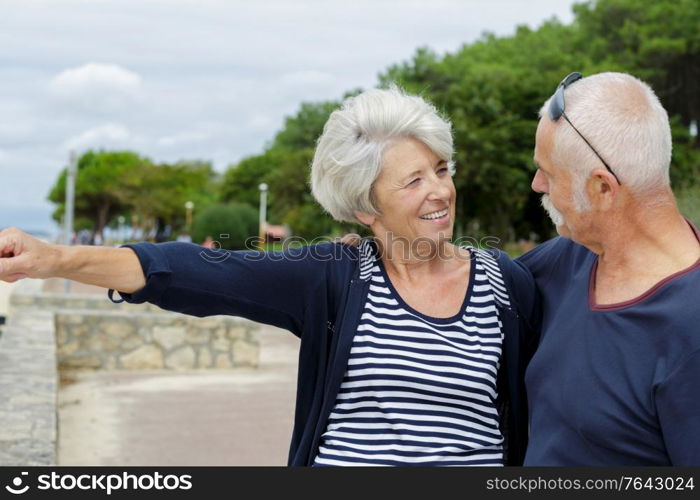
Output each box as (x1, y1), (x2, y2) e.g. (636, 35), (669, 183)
(588, 219), (700, 311)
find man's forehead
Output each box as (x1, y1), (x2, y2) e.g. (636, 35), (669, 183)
(534, 117), (555, 157)
(536, 116), (555, 140)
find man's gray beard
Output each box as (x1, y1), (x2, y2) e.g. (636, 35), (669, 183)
(541, 195), (565, 227)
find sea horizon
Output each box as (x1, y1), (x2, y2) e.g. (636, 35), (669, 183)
(0, 204), (60, 239)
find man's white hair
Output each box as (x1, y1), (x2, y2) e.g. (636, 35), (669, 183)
(311, 85), (455, 223)
(540, 72), (672, 210)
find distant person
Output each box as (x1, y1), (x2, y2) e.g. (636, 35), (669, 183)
(77, 229), (91, 245)
(176, 233), (192, 243)
(519, 72), (700, 465)
(201, 236), (215, 249)
(0, 87), (539, 466)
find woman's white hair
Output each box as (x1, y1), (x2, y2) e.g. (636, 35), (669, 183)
(540, 72), (672, 210)
(311, 85), (454, 223)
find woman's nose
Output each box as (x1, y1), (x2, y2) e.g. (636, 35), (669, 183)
(428, 176), (452, 200)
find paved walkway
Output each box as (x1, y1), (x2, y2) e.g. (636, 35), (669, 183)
(0, 280), (18, 320)
(58, 324), (300, 466)
(42, 278), (107, 295)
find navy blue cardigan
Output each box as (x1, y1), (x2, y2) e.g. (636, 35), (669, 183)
(110, 240), (540, 466)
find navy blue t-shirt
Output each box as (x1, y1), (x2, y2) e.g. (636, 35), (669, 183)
(517, 231), (700, 465)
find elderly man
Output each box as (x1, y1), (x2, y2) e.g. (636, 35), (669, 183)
(519, 72), (700, 465)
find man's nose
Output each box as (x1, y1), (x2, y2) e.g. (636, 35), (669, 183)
(531, 169), (548, 194)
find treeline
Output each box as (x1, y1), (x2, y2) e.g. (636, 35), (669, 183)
(48, 151), (219, 241)
(49, 0), (700, 245)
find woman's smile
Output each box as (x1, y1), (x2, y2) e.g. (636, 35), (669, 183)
(419, 208), (450, 223)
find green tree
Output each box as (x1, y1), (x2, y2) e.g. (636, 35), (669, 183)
(48, 151), (220, 240)
(48, 150), (148, 236)
(119, 160), (219, 238)
(574, 0), (700, 127)
(573, 0), (700, 190)
(270, 100), (340, 151)
(191, 203), (258, 250)
(220, 100), (349, 239)
(219, 153), (279, 207)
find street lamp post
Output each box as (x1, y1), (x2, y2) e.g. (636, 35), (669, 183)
(63, 151), (77, 246)
(258, 183), (268, 250)
(117, 215), (126, 244)
(130, 214), (139, 240)
(63, 151), (77, 294)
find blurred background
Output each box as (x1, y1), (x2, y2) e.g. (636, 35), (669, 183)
(2, 0), (697, 253)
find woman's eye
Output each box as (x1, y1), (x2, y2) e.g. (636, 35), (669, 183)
(438, 167), (448, 175)
(408, 178), (420, 186)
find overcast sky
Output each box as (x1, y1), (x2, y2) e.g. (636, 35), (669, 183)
(0, 0), (577, 234)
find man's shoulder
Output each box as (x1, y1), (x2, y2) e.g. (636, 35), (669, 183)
(516, 236), (592, 277)
(520, 235), (580, 259)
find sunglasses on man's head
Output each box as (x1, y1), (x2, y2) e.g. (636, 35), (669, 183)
(547, 72), (622, 186)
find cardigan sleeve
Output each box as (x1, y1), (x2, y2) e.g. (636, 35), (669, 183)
(109, 241), (346, 336)
(497, 250), (542, 342)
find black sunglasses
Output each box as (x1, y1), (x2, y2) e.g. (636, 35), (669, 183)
(548, 72), (622, 185)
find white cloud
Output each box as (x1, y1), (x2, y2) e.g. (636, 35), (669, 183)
(0, 121), (35, 143)
(0, 99), (37, 143)
(247, 114), (274, 131)
(280, 70), (335, 87)
(63, 123), (131, 152)
(0, 0), (580, 230)
(50, 62), (142, 95)
(48, 63), (143, 114)
(156, 132), (208, 147)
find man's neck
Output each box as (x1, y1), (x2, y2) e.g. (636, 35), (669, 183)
(592, 200), (699, 280)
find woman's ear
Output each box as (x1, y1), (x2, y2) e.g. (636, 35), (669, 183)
(354, 211), (376, 226)
(338, 233), (361, 246)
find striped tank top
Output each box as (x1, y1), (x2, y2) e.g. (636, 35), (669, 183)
(313, 241), (507, 466)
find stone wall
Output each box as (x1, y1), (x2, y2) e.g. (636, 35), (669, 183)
(55, 310), (259, 370)
(0, 279), (261, 465)
(0, 280), (56, 465)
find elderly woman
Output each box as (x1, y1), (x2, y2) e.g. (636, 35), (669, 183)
(0, 87), (539, 466)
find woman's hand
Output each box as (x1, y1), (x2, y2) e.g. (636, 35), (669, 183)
(0, 227), (59, 282)
(0, 227), (145, 292)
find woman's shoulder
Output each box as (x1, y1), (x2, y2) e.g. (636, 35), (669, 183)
(462, 245), (536, 309)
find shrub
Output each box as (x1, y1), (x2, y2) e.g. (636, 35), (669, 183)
(191, 203), (258, 250)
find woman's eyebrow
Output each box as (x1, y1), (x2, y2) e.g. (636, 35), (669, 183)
(401, 160), (447, 183)
(401, 168), (423, 182)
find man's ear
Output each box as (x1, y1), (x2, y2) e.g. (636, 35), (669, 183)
(354, 211), (376, 226)
(588, 168), (618, 209)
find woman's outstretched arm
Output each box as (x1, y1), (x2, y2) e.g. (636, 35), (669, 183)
(0, 227), (146, 293)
